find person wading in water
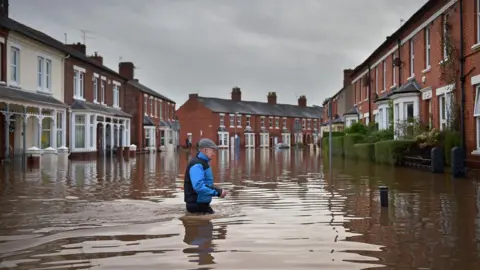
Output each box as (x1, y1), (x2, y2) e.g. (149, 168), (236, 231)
(184, 138), (226, 214)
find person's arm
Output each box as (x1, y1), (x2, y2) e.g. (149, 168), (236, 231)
(189, 164), (222, 197)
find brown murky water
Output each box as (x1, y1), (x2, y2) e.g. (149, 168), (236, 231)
(0, 149), (479, 269)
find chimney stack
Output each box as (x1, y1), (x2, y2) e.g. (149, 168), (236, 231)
(189, 93), (198, 100)
(88, 51), (103, 65)
(298, 95), (307, 107)
(343, 69), (354, 87)
(267, 92), (277, 104)
(0, 0), (9, 17)
(66, 42), (86, 54)
(231, 87), (241, 102)
(119, 62), (135, 80)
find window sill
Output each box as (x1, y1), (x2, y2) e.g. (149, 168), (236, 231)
(36, 90), (52, 95)
(422, 67), (431, 74)
(390, 84), (397, 90)
(471, 150), (480, 156)
(471, 43), (480, 51)
(93, 101), (99, 104)
(73, 96), (86, 101)
(381, 89), (386, 93)
(9, 83), (21, 89)
(407, 75), (415, 81)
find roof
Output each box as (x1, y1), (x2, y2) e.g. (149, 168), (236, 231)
(143, 115), (155, 126)
(71, 100), (131, 118)
(0, 17), (127, 80)
(321, 117), (344, 126)
(0, 84), (67, 108)
(343, 106), (360, 116)
(198, 97), (323, 118)
(390, 78), (421, 95)
(127, 80), (175, 103)
(351, 0), (435, 77)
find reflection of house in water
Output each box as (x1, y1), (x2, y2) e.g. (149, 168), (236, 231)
(259, 148), (269, 175)
(245, 149), (255, 176)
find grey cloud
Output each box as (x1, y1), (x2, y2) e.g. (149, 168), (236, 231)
(11, 0), (427, 106)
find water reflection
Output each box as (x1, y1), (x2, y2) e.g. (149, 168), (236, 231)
(0, 151), (479, 269)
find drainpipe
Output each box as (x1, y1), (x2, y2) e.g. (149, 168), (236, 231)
(459, 0), (466, 156)
(368, 65), (372, 123)
(397, 38), (402, 87)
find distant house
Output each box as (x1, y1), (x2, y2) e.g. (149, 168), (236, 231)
(120, 62), (177, 152)
(176, 87), (323, 148)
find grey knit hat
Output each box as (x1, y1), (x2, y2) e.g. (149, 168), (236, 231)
(198, 138), (219, 150)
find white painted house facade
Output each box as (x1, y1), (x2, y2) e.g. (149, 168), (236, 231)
(1, 30), (68, 160)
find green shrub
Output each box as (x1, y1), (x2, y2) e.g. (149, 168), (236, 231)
(374, 140), (416, 165)
(365, 129), (394, 143)
(344, 122), (368, 135)
(354, 143), (375, 161)
(322, 136), (344, 157)
(343, 134), (365, 158)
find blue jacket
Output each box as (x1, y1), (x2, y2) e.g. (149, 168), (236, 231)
(184, 152), (221, 204)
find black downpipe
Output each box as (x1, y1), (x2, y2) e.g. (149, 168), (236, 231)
(398, 38), (402, 88)
(368, 65), (372, 123)
(459, 0), (466, 156)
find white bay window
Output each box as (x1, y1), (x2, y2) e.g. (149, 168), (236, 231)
(75, 115), (86, 148)
(73, 67), (85, 99)
(245, 133), (255, 148)
(473, 85), (480, 154)
(218, 132), (229, 148)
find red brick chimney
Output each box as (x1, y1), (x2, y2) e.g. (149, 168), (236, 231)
(343, 69), (354, 87)
(119, 62), (134, 80)
(66, 42), (86, 54)
(231, 87), (241, 101)
(0, 0), (9, 17)
(88, 52), (103, 65)
(298, 95), (307, 107)
(267, 92), (277, 104)
(189, 93), (198, 100)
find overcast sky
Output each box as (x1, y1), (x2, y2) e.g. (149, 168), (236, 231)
(11, 0), (427, 107)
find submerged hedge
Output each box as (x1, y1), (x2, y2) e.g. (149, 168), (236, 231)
(354, 143), (375, 161)
(343, 134), (365, 158)
(374, 140), (416, 165)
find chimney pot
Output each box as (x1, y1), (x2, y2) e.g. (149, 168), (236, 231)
(66, 43), (86, 54)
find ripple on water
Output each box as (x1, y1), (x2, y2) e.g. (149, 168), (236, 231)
(0, 153), (389, 270)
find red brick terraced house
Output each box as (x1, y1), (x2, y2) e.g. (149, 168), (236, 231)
(176, 87), (324, 149)
(64, 43), (132, 159)
(120, 62), (177, 152)
(345, 0), (480, 164)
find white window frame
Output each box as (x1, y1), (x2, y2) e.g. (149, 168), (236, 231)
(229, 114), (235, 128)
(159, 100), (163, 119)
(425, 26), (431, 69)
(89, 115), (95, 148)
(409, 38), (415, 77)
(218, 131), (229, 147)
(144, 95), (148, 115)
(73, 66), (85, 100)
(10, 46), (20, 85)
(307, 119), (311, 129)
(474, 85), (480, 153)
(268, 117), (273, 129)
(260, 117), (265, 128)
(74, 114), (86, 149)
(283, 118), (287, 128)
(275, 117), (279, 129)
(245, 133), (255, 148)
(246, 115), (251, 127)
(113, 81), (120, 108)
(56, 112), (63, 148)
(100, 79), (106, 104)
(375, 66), (379, 93)
(37, 56), (44, 90)
(150, 97), (153, 117)
(404, 102), (415, 121)
(92, 75), (98, 103)
(439, 92), (453, 131)
(236, 114), (242, 127)
(36, 57), (52, 93)
(260, 133), (269, 147)
(154, 98), (158, 117)
(382, 59), (386, 91)
(302, 119), (306, 129)
(219, 113), (225, 127)
(392, 52), (397, 87)
(281, 133), (291, 146)
(394, 103), (400, 121)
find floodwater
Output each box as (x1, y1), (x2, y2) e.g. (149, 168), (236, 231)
(0, 149), (479, 270)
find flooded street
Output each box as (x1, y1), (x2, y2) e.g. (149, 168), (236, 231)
(0, 150), (479, 270)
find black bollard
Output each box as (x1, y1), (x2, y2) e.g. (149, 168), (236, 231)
(379, 186), (388, 207)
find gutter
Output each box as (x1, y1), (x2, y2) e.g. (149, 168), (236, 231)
(459, 0), (466, 156)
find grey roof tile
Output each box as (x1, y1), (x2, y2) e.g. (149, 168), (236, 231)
(143, 115), (155, 126)
(127, 80), (175, 103)
(71, 100), (131, 118)
(390, 78), (421, 95)
(0, 85), (67, 107)
(198, 97), (323, 118)
(343, 106), (360, 116)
